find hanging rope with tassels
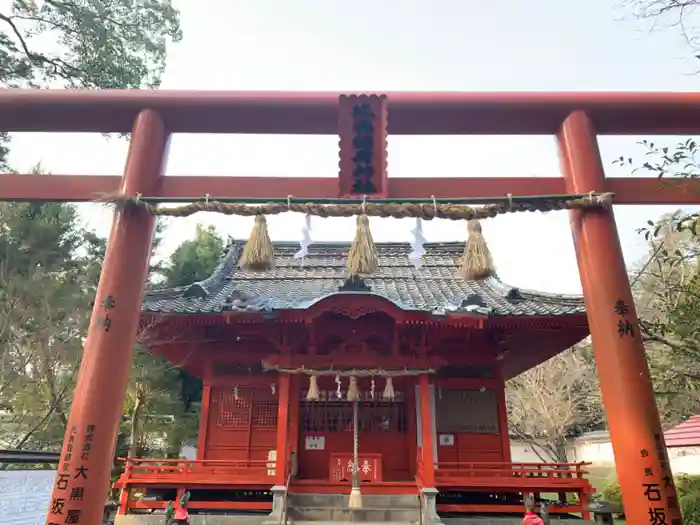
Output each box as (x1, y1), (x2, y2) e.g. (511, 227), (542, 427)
(99, 192), (613, 220)
(101, 192), (613, 276)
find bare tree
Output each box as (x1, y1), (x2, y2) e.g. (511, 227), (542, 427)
(629, 215), (700, 424)
(506, 346), (604, 463)
(620, 0), (700, 54)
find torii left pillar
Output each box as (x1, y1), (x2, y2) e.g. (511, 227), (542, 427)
(45, 110), (169, 525)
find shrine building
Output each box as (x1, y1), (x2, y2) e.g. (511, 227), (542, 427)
(115, 239), (595, 521)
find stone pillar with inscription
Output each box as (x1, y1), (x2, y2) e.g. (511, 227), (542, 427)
(45, 111), (169, 525)
(338, 94), (389, 198)
(557, 111), (682, 525)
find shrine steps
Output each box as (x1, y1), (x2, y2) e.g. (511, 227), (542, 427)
(289, 518), (552, 525)
(292, 522), (413, 525)
(287, 493), (420, 523)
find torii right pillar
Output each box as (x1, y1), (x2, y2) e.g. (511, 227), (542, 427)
(558, 111), (682, 525)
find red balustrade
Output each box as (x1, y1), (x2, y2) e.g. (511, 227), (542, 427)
(114, 457), (274, 487)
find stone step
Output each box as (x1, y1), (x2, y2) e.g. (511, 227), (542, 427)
(289, 505), (419, 523)
(291, 522), (414, 525)
(441, 519), (532, 525)
(291, 521), (526, 525)
(288, 493), (420, 509)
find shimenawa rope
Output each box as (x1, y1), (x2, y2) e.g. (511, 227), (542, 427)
(99, 192), (614, 221)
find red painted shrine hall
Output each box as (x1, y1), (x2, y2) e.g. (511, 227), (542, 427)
(115, 239), (595, 518)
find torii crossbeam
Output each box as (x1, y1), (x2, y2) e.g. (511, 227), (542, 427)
(1, 89), (694, 525)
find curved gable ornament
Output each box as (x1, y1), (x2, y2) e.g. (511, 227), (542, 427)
(305, 293), (405, 322)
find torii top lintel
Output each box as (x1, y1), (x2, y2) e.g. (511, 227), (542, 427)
(1, 89), (700, 134)
(1, 89), (700, 205)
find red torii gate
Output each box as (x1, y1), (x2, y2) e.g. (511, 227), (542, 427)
(0, 90), (695, 525)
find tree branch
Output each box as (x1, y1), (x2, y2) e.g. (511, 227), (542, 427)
(0, 11), (86, 83)
(641, 331), (686, 349)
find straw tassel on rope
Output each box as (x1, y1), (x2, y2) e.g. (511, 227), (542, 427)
(383, 377), (395, 401)
(347, 214), (378, 276)
(460, 219), (495, 280)
(347, 376), (360, 402)
(239, 214), (275, 271)
(306, 375), (319, 401)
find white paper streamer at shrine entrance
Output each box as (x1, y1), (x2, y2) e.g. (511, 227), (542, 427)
(408, 217), (427, 268)
(294, 214), (313, 260)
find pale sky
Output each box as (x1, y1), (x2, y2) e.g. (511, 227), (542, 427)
(7, 0), (700, 294)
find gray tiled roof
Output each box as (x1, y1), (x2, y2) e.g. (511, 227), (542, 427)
(143, 241), (585, 317)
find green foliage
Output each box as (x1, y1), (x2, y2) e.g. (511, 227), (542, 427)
(617, 138), (700, 240)
(618, 140), (700, 423)
(161, 224), (225, 287)
(682, 492), (700, 525)
(600, 474), (700, 522)
(0, 196), (103, 450)
(111, 425), (150, 483)
(123, 347), (201, 459)
(0, 169), (220, 474)
(676, 474), (700, 497)
(0, 0), (182, 168)
(0, 0), (185, 465)
(601, 476), (623, 508)
(117, 224), (224, 462)
(632, 214), (700, 422)
(0, 0), (182, 89)
(0, 199), (219, 457)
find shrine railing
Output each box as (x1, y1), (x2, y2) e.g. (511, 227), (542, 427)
(417, 445), (591, 488)
(432, 459), (594, 517)
(114, 457), (274, 487)
(435, 460), (592, 487)
(415, 449), (594, 515)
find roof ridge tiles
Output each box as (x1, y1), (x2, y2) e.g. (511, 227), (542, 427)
(142, 239), (586, 317)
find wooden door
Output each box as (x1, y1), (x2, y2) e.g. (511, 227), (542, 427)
(435, 388), (506, 464)
(205, 385), (278, 461)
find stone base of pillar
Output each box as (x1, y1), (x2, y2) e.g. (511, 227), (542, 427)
(420, 487), (444, 525)
(263, 485), (288, 525)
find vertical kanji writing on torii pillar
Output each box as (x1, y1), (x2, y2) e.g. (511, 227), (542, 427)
(558, 111), (683, 525)
(46, 110), (170, 525)
(338, 94), (389, 198)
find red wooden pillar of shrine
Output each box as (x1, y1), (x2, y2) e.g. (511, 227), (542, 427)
(45, 111), (169, 525)
(418, 374), (436, 488)
(557, 111), (682, 525)
(196, 382), (212, 460)
(275, 373), (292, 486)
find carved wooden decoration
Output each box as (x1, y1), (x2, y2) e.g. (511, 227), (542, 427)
(338, 94), (389, 197)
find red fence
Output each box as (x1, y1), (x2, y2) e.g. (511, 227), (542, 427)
(114, 456), (274, 487)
